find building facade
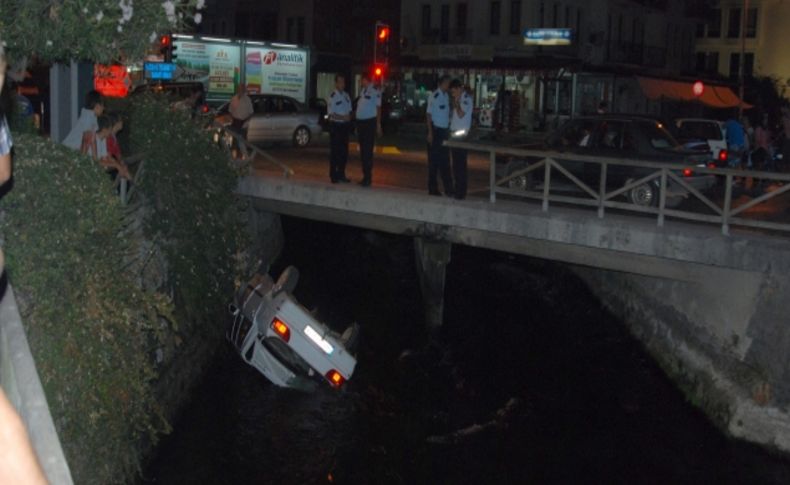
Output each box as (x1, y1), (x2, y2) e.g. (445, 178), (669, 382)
(400, 0), (698, 129)
(695, 0), (790, 82)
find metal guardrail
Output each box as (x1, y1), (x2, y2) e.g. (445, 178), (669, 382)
(216, 128), (294, 178)
(0, 283), (74, 484)
(445, 140), (790, 236)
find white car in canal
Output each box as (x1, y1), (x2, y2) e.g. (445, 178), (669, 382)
(227, 267), (358, 390)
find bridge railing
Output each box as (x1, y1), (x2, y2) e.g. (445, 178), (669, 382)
(445, 140), (790, 235)
(213, 127), (294, 178)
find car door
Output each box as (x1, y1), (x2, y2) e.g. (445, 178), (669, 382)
(247, 96), (275, 143)
(273, 97), (300, 140)
(588, 120), (634, 186)
(547, 119), (604, 188)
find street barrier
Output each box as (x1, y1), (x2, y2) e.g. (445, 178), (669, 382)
(445, 140), (790, 236)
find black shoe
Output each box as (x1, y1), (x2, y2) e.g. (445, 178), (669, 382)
(339, 176), (352, 183)
(429, 190), (442, 196)
(359, 179), (371, 187)
(331, 179), (339, 184)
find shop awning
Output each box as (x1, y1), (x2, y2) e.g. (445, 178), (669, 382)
(637, 76), (752, 109)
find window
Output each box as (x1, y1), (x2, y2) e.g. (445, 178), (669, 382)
(729, 52), (740, 79)
(457, 3), (468, 34)
(696, 52), (706, 72)
(490, 1), (501, 35)
(696, 22), (705, 38)
(440, 4), (450, 42)
(576, 9), (582, 39)
(279, 98), (298, 113)
(565, 6), (571, 28)
(286, 18), (294, 42)
(746, 8), (757, 38)
(707, 52), (719, 72)
(539, 2), (545, 27)
(707, 9), (721, 38)
(744, 52), (754, 77)
(421, 5), (431, 35)
(510, 1), (521, 35)
(728, 8), (741, 38)
(296, 16), (305, 44)
(636, 122), (676, 150)
(553, 3), (558, 27)
(678, 121), (724, 142)
(617, 15), (623, 43)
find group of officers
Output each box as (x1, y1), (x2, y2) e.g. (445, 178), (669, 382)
(326, 74), (473, 199)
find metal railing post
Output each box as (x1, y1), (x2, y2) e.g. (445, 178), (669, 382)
(542, 158), (552, 212)
(489, 151), (496, 203)
(658, 168), (667, 227)
(598, 162), (607, 218)
(722, 173), (733, 236)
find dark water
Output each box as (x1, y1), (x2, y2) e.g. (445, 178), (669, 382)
(144, 217), (790, 485)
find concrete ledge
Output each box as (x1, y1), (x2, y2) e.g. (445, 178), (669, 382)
(0, 283), (73, 484)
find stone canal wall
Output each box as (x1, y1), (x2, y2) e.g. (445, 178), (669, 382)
(574, 246), (790, 452)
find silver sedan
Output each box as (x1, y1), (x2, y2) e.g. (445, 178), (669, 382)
(215, 95), (323, 148)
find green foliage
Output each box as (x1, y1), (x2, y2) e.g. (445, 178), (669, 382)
(0, 134), (171, 483)
(126, 93), (246, 327)
(0, 0), (202, 64)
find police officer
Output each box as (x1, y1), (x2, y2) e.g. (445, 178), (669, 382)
(327, 74), (352, 183)
(355, 74), (382, 187)
(449, 79), (473, 200)
(426, 75), (453, 196)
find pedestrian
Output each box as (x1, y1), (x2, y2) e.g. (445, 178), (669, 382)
(597, 101), (608, 114)
(355, 74), (382, 187)
(449, 78), (473, 200)
(62, 90), (104, 153)
(724, 117), (746, 169)
(326, 74), (352, 184)
(229, 83), (253, 135)
(426, 75), (453, 196)
(0, 42), (12, 186)
(754, 115), (775, 171)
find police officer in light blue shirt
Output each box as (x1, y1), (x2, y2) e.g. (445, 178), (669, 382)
(327, 74), (353, 183)
(355, 75), (382, 187)
(426, 75), (453, 196)
(449, 79), (473, 200)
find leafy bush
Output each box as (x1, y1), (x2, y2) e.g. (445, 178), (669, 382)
(1, 134), (170, 482)
(1, 96), (246, 483)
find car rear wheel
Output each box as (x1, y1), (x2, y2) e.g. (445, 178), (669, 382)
(626, 180), (659, 207)
(293, 126), (311, 148)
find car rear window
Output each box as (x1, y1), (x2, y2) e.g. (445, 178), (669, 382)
(636, 121), (678, 149)
(677, 121), (723, 141)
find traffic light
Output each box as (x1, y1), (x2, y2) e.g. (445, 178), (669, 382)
(372, 63), (386, 81)
(374, 21), (390, 64)
(160, 34), (172, 62)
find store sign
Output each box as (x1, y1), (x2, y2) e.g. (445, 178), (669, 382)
(144, 62), (176, 80)
(173, 40), (241, 101)
(524, 28), (573, 46)
(94, 64), (131, 98)
(417, 44), (494, 61)
(244, 47), (308, 102)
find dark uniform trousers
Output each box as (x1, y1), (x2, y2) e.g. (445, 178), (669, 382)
(429, 125), (454, 195)
(329, 121), (350, 181)
(451, 144), (468, 199)
(357, 118), (377, 183)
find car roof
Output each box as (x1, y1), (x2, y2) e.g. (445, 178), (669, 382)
(674, 118), (724, 125)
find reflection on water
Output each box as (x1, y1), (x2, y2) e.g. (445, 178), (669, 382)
(144, 217), (790, 485)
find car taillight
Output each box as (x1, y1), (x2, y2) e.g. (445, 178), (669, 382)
(271, 317), (290, 342)
(718, 149), (728, 162)
(707, 163), (717, 169)
(201, 104), (209, 113)
(326, 369), (346, 388)
(683, 168), (693, 177)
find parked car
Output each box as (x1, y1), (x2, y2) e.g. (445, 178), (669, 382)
(673, 118), (728, 166)
(227, 267), (358, 391)
(500, 115), (717, 207)
(214, 94), (323, 148)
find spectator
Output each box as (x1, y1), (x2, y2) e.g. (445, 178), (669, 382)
(105, 113), (123, 161)
(724, 117), (746, 169)
(62, 90), (104, 152)
(754, 116), (774, 171)
(229, 83), (253, 134)
(0, 42), (13, 185)
(173, 86), (204, 118)
(94, 115), (130, 181)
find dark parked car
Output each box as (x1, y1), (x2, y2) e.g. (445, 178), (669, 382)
(500, 115), (716, 207)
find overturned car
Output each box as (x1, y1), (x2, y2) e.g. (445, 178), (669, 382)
(227, 267), (358, 390)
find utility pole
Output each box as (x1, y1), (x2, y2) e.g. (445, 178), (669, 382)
(739, 0), (749, 118)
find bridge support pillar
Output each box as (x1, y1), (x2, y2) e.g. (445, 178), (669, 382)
(414, 237), (452, 330)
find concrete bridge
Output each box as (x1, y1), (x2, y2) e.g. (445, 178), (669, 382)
(237, 159), (790, 455)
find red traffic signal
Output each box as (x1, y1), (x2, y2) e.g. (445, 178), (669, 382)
(160, 34), (171, 48)
(377, 25), (390, 41)
(373, 64), (385, 79)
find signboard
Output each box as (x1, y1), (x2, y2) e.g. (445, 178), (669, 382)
(523, 28), (573, 46)
(417, 44), (494, 61)
(244, 47), (308, 103)
(94, 64), (131, 98)
(173, 40), (241, 101)
(144, 62), (176, 80)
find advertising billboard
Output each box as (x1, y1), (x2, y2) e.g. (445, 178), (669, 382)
(244, 47), (308, 103)
(172, 40), (241, 101)
(523, 28), (573, 46)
